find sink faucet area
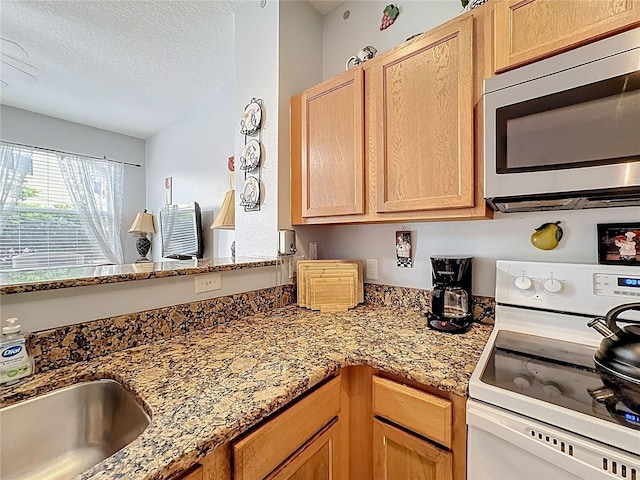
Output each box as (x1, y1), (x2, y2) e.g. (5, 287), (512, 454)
(0, 379), (150, 480)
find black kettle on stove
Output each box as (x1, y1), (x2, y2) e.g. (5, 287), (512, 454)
(587, 302), (640, 429)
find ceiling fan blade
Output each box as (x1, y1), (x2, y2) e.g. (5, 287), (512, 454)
(1, 59), (37, 84)
(0, 37), (30, 59)
(1, 52), (39, 71)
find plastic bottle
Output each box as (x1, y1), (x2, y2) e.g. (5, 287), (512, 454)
(0, 318), (33, 386)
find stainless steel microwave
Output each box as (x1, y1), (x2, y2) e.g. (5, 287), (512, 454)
(484, 28), (640, 213)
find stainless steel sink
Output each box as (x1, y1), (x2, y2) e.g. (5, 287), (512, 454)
(0, 379), (150, 480)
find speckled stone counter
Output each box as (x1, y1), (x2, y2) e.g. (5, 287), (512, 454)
(1, 304), (492, 480)
(0, 257), (280, 294)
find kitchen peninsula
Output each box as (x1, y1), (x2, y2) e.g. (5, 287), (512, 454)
(0, 298), (493, 480)
(0, 257), (280, 295)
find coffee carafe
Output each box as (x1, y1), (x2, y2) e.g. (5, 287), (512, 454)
(427, 256), (473, 333)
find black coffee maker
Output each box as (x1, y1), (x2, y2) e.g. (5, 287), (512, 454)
(427, 256), (473, 333)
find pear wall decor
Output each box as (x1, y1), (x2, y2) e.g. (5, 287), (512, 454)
(531, 221), (563, 250)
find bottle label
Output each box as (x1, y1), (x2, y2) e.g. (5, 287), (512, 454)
(0, 339), (32, 384)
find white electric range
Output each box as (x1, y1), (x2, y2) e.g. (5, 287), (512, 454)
(468, 260), (640, 480)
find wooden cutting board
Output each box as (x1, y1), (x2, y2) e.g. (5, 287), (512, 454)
(297, 260), (363, 311)
(297, 260), (360, 308)
(309, 275), (356, 312)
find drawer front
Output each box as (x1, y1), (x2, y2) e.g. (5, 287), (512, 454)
(233, 376), (341, 480)
(372, 376), (452, 448)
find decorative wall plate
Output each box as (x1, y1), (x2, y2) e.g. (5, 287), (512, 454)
(239, 139), (261, 171)
(240, 176), (260, 209)
(239, 98), (262, 135)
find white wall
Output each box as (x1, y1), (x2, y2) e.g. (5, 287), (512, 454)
(278, 1), (324, 232)
(322, 0), (462, 79)
(145, 84), (236, 260)
(320, 207), (640, 297)
(0, 105), (146, 264)
(234, 1), (281, 257)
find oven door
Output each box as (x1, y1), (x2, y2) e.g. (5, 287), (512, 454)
(467, 400), (639, 480)
(484, 28), (640, 202)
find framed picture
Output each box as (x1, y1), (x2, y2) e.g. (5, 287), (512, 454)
(597, 223), (640, 265)
(395, 230), (413, 268)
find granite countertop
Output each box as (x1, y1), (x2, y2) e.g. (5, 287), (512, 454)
(0, 257), (280, 294)
(1, 304), (493, 480)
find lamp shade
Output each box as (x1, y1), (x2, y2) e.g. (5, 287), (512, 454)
(129, 210), (156, 234)
(210, 190), (235, 230)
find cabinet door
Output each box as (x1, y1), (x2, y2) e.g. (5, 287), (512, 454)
(494, 0), (640, 72)
(374, 15), (474, 213)
(301, 69), (365, 218)
(373, 419), (452, 480)
(233, 377), (341, 480)
(268, 419), (342, 480)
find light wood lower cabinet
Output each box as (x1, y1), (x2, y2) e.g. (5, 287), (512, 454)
(233, 376), (342, 480)
(373, 419), (452, 480)
(494, 0), (640, 72)
(267, 418), (342, 480)
(175, 368), (466, 480)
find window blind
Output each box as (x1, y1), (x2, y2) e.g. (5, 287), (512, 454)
(0, 148), (110, 271)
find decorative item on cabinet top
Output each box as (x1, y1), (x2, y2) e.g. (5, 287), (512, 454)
(461, 0), (488, 9)
(345, 45), (377, 70)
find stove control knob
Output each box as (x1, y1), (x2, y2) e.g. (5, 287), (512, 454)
(513, 375), (531, 389)
(541, 278), (564, 294)
(542, 381), (562, 398)
(513, 276), (533, 292)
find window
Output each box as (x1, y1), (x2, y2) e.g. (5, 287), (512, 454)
(0, 142), (124, 271)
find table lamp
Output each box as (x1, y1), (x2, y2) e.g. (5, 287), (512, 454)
(211, 157), (235, 230)
(129, 209), (156, 263)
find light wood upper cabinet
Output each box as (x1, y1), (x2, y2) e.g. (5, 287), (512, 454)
(300, 69), (365, 218)
(373, 419), (453, 480)
(267, 419), (342, 480)
(290, 9), (492, 225)
(373, 15), (475, 213)
(494, 0), (640, 72)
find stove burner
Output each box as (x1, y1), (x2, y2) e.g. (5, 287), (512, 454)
(481, 330), (640, 431)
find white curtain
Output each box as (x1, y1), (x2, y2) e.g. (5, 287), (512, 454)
(0, 142), (32, 234)
(58, 154), (125, 264)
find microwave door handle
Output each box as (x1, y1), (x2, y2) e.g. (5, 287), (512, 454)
(468, 406), (612, 480)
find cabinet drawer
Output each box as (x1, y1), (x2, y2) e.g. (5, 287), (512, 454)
(372, 376), (452, 448)
(233, 376), (341, 480)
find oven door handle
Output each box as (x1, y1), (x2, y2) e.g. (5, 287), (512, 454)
(468, 403), (613, 480)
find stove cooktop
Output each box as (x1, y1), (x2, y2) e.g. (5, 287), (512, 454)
(480, 330), (640, 431)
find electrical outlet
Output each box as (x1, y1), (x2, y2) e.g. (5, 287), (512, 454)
(195, 273), (221, 293)
(365, 259), (379, 280)
(309, 242), (318, 260)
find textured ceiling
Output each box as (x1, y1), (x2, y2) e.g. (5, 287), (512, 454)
(0, 1), (239, 139)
